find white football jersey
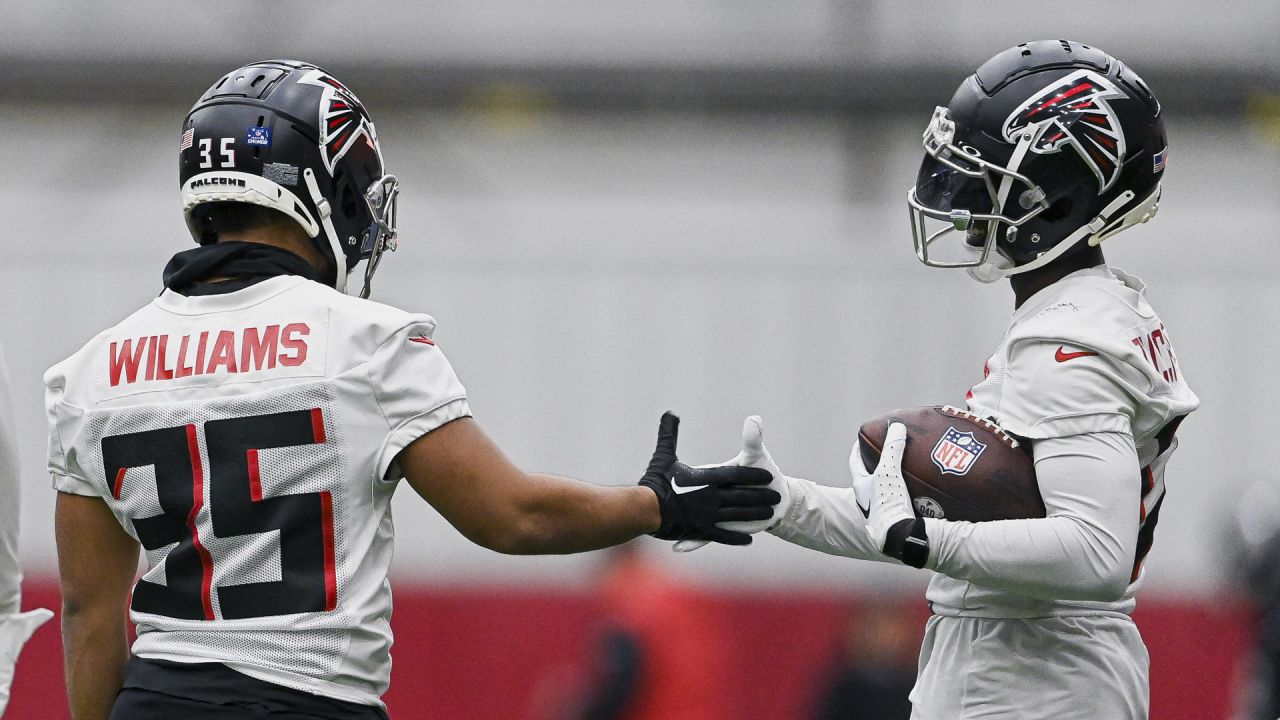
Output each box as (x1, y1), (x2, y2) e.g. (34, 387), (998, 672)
(930, 265), (1199, 618)
(45, 275), (471, 708)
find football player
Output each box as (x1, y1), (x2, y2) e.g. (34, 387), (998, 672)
(46, 60), (780, 720)
(720, 41), (1198, 719)
(0, 341), (53, 716)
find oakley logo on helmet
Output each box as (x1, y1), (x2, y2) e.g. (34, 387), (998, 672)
(297, 70), (379, 176)
(1002, 69), (1127, 193)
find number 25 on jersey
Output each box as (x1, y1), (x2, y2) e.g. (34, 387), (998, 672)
(102, 408), (336, 621)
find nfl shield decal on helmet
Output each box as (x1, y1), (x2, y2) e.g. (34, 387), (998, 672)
(245, 125), (272, 147)
(931, 427), (987, 476)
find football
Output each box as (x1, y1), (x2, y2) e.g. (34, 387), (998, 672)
(857, 405), (1045, 522)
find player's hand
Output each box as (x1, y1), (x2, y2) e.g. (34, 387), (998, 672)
(674, 415), (794, 553)
(851, 422), (930, 567)
(0, 608), (54, 712)
(639, 412), (780, 545)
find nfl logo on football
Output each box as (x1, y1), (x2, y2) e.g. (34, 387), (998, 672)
(931, 427), (987, 476)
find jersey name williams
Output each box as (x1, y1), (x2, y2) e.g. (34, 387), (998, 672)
(108, 323), (310, 386)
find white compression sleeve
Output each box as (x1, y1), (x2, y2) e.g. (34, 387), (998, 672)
(923, 431), (1140, 601)
(768, 477), (902, 565)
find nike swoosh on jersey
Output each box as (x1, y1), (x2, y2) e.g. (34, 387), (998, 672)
(1055, 346), (1098, 363)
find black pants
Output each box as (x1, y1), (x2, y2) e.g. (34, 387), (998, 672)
(109, 656), (389, 720)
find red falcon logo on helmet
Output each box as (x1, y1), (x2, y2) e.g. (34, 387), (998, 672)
(1002, 69), (1128, 193)
(298, 69), (381, 175)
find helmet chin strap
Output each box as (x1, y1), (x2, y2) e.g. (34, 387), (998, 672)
(967, 254), (1011, 284)
(965, 125), (1039, 284)
(304, 168), (349, 294)
(965, 232), (1013, 284)
(969, 188), (1140, 283)
(995, 127), (1038, 214)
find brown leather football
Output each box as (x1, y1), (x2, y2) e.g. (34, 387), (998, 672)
(857, 405), (1045, 522)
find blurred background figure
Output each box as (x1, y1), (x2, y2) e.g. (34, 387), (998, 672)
(810, 601), (920, 720)
(1227, 482), (1280, 720)
(545, 541), (730, 720)
(0, 342), (52, 716)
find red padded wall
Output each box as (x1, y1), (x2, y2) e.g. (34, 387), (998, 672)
(5, 580), (1253, 720)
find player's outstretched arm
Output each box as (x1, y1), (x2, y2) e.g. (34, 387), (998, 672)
(769, 479), (902, 564)
(400, 413), (779, 555)
(55, 492), (139, 720)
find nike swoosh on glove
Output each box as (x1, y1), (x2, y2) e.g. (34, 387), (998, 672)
(0, 608), (54, 714)
(674, 415), (794, 553)
(851, 422), (929, 567)
(639, 412), (780, 545)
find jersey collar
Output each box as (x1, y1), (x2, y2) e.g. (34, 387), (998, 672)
(153, 275), (314, 315)
(1010, 264), (1141, 323)
(1107, 267), (1147, 295)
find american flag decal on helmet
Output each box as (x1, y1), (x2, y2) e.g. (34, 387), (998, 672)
(1002, 69), (1128, 193)
(298, 70), (380, 175)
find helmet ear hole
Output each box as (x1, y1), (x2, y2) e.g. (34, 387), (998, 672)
(340, 183), (360, 220)
(1040, 197), (1074, 222)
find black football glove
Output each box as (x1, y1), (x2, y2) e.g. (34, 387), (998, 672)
(638, 412), (780, 545)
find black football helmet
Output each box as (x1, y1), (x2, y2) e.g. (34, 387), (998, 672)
(907, 40), (1166, 282)
(179, 60), (398, 297)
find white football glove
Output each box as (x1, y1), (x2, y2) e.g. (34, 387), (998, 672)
(851, 422), (928, 566)
(0, 608), (53, 714)
(673, 415), (792, 553)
